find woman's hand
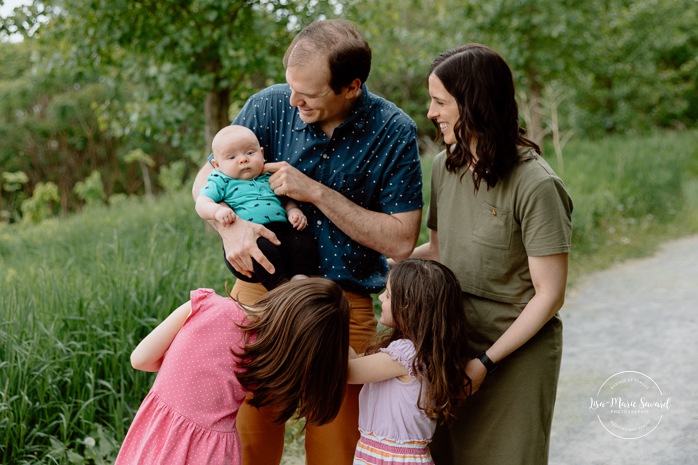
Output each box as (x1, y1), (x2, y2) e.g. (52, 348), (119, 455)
(465, 358), (487, 395)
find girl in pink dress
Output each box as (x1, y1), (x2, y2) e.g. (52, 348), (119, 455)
(348, 259), (472, 465)
(115, 278), (349, 465)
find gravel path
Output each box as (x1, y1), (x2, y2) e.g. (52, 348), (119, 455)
(550, 234), (698, 464)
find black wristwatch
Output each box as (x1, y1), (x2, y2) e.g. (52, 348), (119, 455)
(476, 350), (498, 374)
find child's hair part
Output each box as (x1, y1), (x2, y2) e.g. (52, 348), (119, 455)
(378, 258), (471, 423)
(234, 278), (350, 425)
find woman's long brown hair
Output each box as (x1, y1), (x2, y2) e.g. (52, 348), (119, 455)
(234, 278), (350, 425)
(367, 259), (471, 423)
(429, 43), (540, 191)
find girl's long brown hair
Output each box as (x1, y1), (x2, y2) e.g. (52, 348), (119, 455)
(368, 259), (471, 423)
(429, 43), (540, 191)
(234, 278), (350, 425)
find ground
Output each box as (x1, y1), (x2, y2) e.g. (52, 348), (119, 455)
(550, 234), (698, 464)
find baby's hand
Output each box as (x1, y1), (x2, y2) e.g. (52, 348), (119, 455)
(215, 207), (236, 225)
(287, 208), (307, 230)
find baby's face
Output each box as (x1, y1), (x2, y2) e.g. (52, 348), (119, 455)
(213, 133), (265, 180)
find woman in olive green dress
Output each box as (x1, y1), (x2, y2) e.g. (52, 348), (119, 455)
(405, 44), (573, 464)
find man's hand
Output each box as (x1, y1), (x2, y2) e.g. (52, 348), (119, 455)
(265, 161), (320, 203)
(219, 218), (280, 277)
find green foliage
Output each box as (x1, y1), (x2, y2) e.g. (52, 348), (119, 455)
(0, 41), (117, 216)
(123, 149), (154, 167)
(74, 171), (106, 206)
(45, 426), (118, 465)
(347, 0), (460, 139)
(158, 161), (188, 194)
(1, 171), (29, 222)
(123, 149), (155, 197)
(541, 129), (698, 277)
(568, 0), (698, 135)
(20, 181), (60, 224)
(2, 0), (698, 220)
(1, 171), (29, 193)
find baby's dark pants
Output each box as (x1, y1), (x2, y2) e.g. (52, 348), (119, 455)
(224, 221), (319, 290)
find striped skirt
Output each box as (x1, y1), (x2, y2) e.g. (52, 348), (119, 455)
(353, 432), (433, 465)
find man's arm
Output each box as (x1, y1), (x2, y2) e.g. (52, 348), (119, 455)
(265, 162), (421, 260)
(193, 163), (280, 276)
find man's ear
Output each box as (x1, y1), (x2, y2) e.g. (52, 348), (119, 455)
(344, 78), (363, 99)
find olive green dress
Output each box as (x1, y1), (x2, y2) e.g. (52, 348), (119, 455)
(427, 149), (573, 465)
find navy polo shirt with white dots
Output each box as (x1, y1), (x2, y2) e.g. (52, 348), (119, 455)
(231, 83), (423, 294)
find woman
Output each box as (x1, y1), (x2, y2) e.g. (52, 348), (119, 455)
(407, 43), (573, 464)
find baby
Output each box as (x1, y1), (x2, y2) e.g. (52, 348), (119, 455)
(196, 125), (319, 289)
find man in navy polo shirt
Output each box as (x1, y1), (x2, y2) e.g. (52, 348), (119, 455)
(193, 19), (423, 465)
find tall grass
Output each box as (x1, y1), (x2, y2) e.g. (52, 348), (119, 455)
(545, 130), (698, 278)
(1, 130), (697, 463)
(1, 193), (231, 463)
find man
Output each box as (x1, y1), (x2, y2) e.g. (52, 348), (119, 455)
(193, 19), (423, 465)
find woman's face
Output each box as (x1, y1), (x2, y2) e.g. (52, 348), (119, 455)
(427, 73), (460, 145)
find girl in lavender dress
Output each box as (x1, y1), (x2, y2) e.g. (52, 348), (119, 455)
(348, 259), (472, 465)
(115, 279), (349, 465)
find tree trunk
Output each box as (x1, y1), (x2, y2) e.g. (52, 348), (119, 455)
(528, 82), (544, 148)
(204, 87), (231, 153)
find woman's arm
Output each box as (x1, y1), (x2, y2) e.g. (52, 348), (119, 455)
(389, 229), (440, 268)
(466, 253), (568, 392)
(130, 300), (193, 372)
(348, 352), (409, 384)
(408, 228), (440, 261)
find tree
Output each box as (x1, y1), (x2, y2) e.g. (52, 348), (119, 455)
(0, 39), (124, 215)
(569, 0), (698, 134)
(24, 0), (337, 152)
(345, 0), (469, 142)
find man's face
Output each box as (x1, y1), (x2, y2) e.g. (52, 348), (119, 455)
(285, 56), (352, 132)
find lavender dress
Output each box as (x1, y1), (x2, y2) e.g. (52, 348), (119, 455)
(354, 339), (436, 464)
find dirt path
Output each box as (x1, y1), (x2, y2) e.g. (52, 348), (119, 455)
(550, 234), (698, 464)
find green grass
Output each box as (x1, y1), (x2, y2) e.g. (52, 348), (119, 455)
(543, 129), (698, 282)
(1, 129), (697, 463)
(0, 193), (232, 463)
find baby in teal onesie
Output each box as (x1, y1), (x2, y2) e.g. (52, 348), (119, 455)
(196, 125), (318, 289)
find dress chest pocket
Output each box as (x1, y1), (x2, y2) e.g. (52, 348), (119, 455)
(472, 202), (513, 250)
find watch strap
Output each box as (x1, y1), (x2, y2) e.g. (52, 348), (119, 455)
(476, 350), (498, 374)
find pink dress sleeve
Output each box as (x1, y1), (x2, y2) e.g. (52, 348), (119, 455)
(379, 339), (417, 378)
(188, 288), (216, 317)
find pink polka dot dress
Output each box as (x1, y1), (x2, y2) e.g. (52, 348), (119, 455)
(115, 289), (251, 465)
